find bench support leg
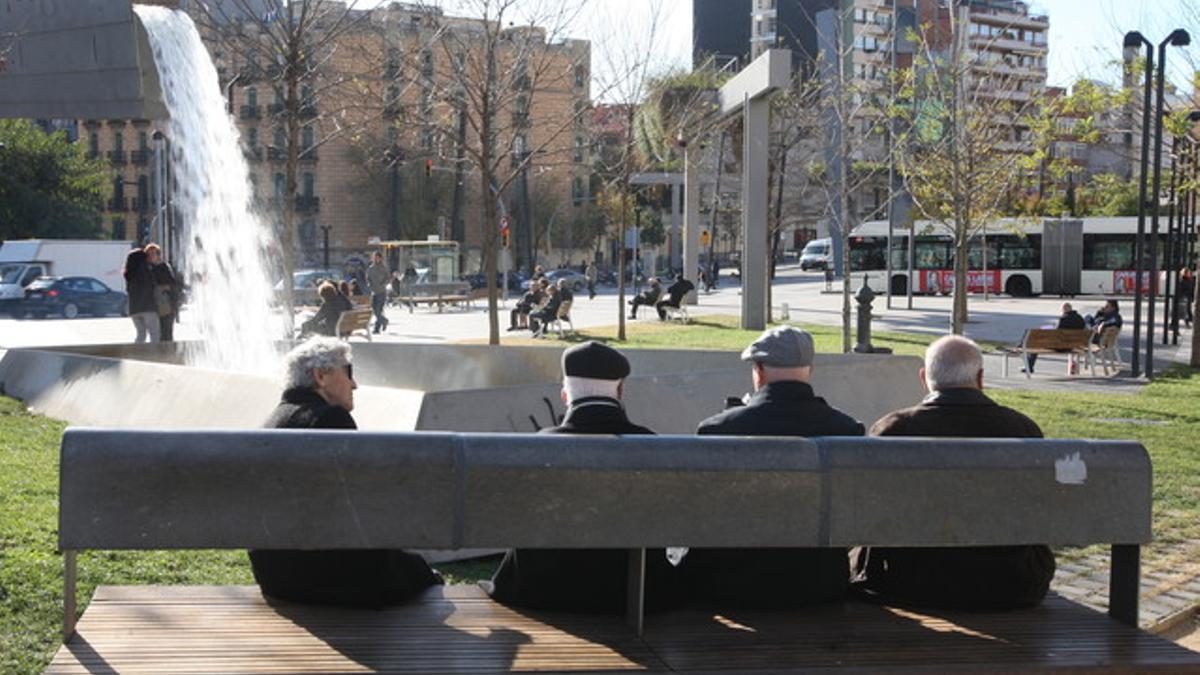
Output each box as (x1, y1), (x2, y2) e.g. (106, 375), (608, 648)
(63, 550), (77, 642)
(1109, 544), (1140, 627)
(626, 548), (646, 636)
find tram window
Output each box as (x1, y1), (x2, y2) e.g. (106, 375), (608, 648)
(997, 234), (1040, 269)
(1084, 234), (1133, 270)
(849, 236), (887, 270)
(889, 238), (908, 270)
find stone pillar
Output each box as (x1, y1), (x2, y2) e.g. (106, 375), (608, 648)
(742, 95), (769, 331)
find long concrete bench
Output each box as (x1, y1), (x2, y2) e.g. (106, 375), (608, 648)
(52, 429), (1198, 673)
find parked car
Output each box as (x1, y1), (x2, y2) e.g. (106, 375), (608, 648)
(521, 268), (588, 291)
(19, 276), (128, 319)
(461, 272), (526, 292)
(277, 268), (341, 305)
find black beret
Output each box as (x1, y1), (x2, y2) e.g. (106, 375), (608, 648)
(562, 341), (631, 380)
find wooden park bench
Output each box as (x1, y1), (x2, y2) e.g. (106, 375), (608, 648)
(393, 282), (473, 313)
(49, 430), (1200, 673)
(334, 307), (373, 341)
(1001, 328), (1094, 378)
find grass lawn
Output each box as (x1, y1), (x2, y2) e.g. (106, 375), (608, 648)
(3, 320), (1197, 671)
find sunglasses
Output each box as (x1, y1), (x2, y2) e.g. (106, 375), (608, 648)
(344, 364), (354, 381)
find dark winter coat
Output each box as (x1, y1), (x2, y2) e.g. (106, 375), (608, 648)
(123, 249), (157, 315)
(858, 387), (1055, 609)
(684, 380), (864, 608)
(489, 397), (680, 613)
(249, 387), (441, 607)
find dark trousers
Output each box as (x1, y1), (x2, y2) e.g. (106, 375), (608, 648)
(371, 293), (388, 332)
(510, 303), (532, 328)
(159, 313), (174, 342)
(587, 280), (596, 299)
(656, 298), (679, 320)
(630, 295), (653, 318)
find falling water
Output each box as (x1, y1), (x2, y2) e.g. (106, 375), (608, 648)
(135, 6), (285, 373)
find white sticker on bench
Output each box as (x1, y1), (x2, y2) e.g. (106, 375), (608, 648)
(1055, 452), (1087, 485)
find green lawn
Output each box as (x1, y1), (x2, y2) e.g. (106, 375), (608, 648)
(3, 322), (1198, 672)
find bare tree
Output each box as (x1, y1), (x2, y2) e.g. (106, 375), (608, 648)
(189, 0), (374, 316)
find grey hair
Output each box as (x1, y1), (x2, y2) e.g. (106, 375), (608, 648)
(283, 337), (352, 390)
(924, 335), (983, 390)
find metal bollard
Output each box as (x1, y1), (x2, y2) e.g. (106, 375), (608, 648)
(854, 274), (892, 354)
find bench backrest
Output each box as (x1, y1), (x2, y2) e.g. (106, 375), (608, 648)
(1024, 329), (1092, 351)
(336, 308), (372, 335)
(59, 429), (1151, 552)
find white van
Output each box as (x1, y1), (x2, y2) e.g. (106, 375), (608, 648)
(799, 238), (832, 271)
(0, 240), (132, 300)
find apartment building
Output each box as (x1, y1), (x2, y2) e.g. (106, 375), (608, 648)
(88, 1), (591, 270)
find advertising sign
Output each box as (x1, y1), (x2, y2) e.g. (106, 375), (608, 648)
(1113, 271), (1156, 295)
(917, 270), (1001, 294)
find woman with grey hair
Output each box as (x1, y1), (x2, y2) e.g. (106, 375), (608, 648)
(250, 337), (443, 606)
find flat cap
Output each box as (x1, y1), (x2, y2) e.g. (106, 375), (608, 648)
(562, 341), (631, 380)
(741, 326), (814, 368)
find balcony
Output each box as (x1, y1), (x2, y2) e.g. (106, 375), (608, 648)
(384, 104), (402, 119)
(298, 147), (318, 161)
(130, 149), (151, 165)
(240, 104), (262, 120)
(384, 63), (401, 79)
(107, 197), (129, 212)
(295, 195), (320, 213)
(268, 146), (286, 162)
(268, 103), (285, 116)
(131, 197), (150, 213)
(512, 111), (529, 126)
(244, 146), (263, 161)
(299, 102), (318, 119)
(107, 150), (127, 165)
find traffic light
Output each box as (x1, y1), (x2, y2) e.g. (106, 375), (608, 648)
(701, 229), (711, 247)
(500, 226), (510, 249)
(424, 159), (433, 178)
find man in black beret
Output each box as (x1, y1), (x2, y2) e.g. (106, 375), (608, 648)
(681, 326), (863, 609)
(488, 341), (681, 611)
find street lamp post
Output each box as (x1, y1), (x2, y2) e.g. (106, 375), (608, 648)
(1146, 28), (1191, 380)
(1123, 31), (1154, 378)
(320, 225), (332, 269)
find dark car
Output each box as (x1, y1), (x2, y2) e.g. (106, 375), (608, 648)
(20, 276), (128, 319)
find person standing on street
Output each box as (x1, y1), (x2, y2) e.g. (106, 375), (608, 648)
(367, 251), (390, 334)
(123, 245), (160, 343)
(146, 243), (179, 342)
(585, 261), (597, 300)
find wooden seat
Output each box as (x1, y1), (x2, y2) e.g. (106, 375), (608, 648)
(1001, 328), (1093, 378)
(47, 585), (1200, 673)
(335, 307), (372, 341)
(1091, 326), (1122, 376)
(533, 300), (574, 338)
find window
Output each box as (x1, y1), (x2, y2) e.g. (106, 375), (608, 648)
(111, 218), (126, 240)
(913, 238), (951, 269)
(137, 175), (149, 210)
(573, 136), (586, 163)
(273, 127), (285, 149)
(1084, 234), (1134, 270)
(112, 177), (125, 201)
(247, 127), (258, 148)
(572, 176), (585, 205)
(138, 131), (149, 151)
(574, 65), (587, 88)
(247, 87), (258, 108)
(113, 132), (124, 153)
(88, 133), (99, 156)
(849, 236), (887, 270)
(273, 173), (285, 204)
(301, 125), (314, 151)
(302, 172), (315, 198)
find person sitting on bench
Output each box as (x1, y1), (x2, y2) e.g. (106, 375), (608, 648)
(685, 327), (864, 608)
(656, 273), (695, 320)
(1024, 302), (1086, 374)
(855, 335), (1055, 610)
(628, 277), (661, 319)
(527, 283), (562, 335)
(508, 278), (548, 331)
(299, 282), (351, 337)
(248, 338), (442, 607)
(488, 341), (683, 613)
(1085, 299), (1123, 343)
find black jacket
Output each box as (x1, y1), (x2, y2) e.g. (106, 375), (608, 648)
(302, 294), (353, 337)
(663, 278), (695, 304)
(123, 249), (157, 315)
(698, 381), (865, 437)
(1057, 310), (1086, 329)
(859, 387), (1054, 609)
(687, 380), (863, 608)
(490, 397), (679, 613)
(249, 387), (441, 608)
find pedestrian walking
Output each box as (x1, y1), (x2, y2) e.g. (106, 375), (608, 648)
(366, 251), (390, 334)
(123, 245), (160, 343)
(146, 243), (179, 342)
(585, 261), (597, 300)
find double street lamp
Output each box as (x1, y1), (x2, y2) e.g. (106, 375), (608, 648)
(1123, 29), (1190, 379)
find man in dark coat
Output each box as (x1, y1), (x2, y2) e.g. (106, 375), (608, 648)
(856, 335), (1054, 609)
(656, 274), (695, 320)
(488, 341), (683, 612)
(123, 246), (160, 343)
(249, 338), (442, 607)
(684, 327), (864, 607)
(628, 277), (661, 319)
(145, 243), (179, 342)
(1024, 302), (1086, 373)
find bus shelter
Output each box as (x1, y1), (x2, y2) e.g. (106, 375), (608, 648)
(373, 240), (460, 284)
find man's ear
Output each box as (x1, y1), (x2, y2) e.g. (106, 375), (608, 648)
(976, 368), (985, 390)
(560, 387), (568, 405)
(617, 381), (624, 400)
(918, 367), (930, 393)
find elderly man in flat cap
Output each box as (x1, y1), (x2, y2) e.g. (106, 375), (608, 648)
(682, 326), (863, 608)
(487, 341), (682, 611)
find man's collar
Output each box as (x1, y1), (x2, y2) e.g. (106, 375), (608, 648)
(751, 380), (816, 402)
(921, 387), (995, 406)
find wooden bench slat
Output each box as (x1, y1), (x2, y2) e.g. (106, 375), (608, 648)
(48, 585), (1200, 674)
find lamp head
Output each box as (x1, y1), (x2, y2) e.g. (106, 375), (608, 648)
(1168, 29), (1191, 47)
(1123, 31), (1147, 48)
(1188, 111), (1200, 122)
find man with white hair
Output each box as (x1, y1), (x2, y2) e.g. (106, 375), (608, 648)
(249, 337), (442, 607)
(488, 341), (682, 612)
(855, 334), (1053, 608)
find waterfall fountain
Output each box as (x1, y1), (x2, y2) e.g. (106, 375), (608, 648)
(134, 6), (285, 373)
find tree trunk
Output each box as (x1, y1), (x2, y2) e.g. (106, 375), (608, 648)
(281, 64), (300, 332)
(617, 189), (628, 341)
(952, 236), (969, 334)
